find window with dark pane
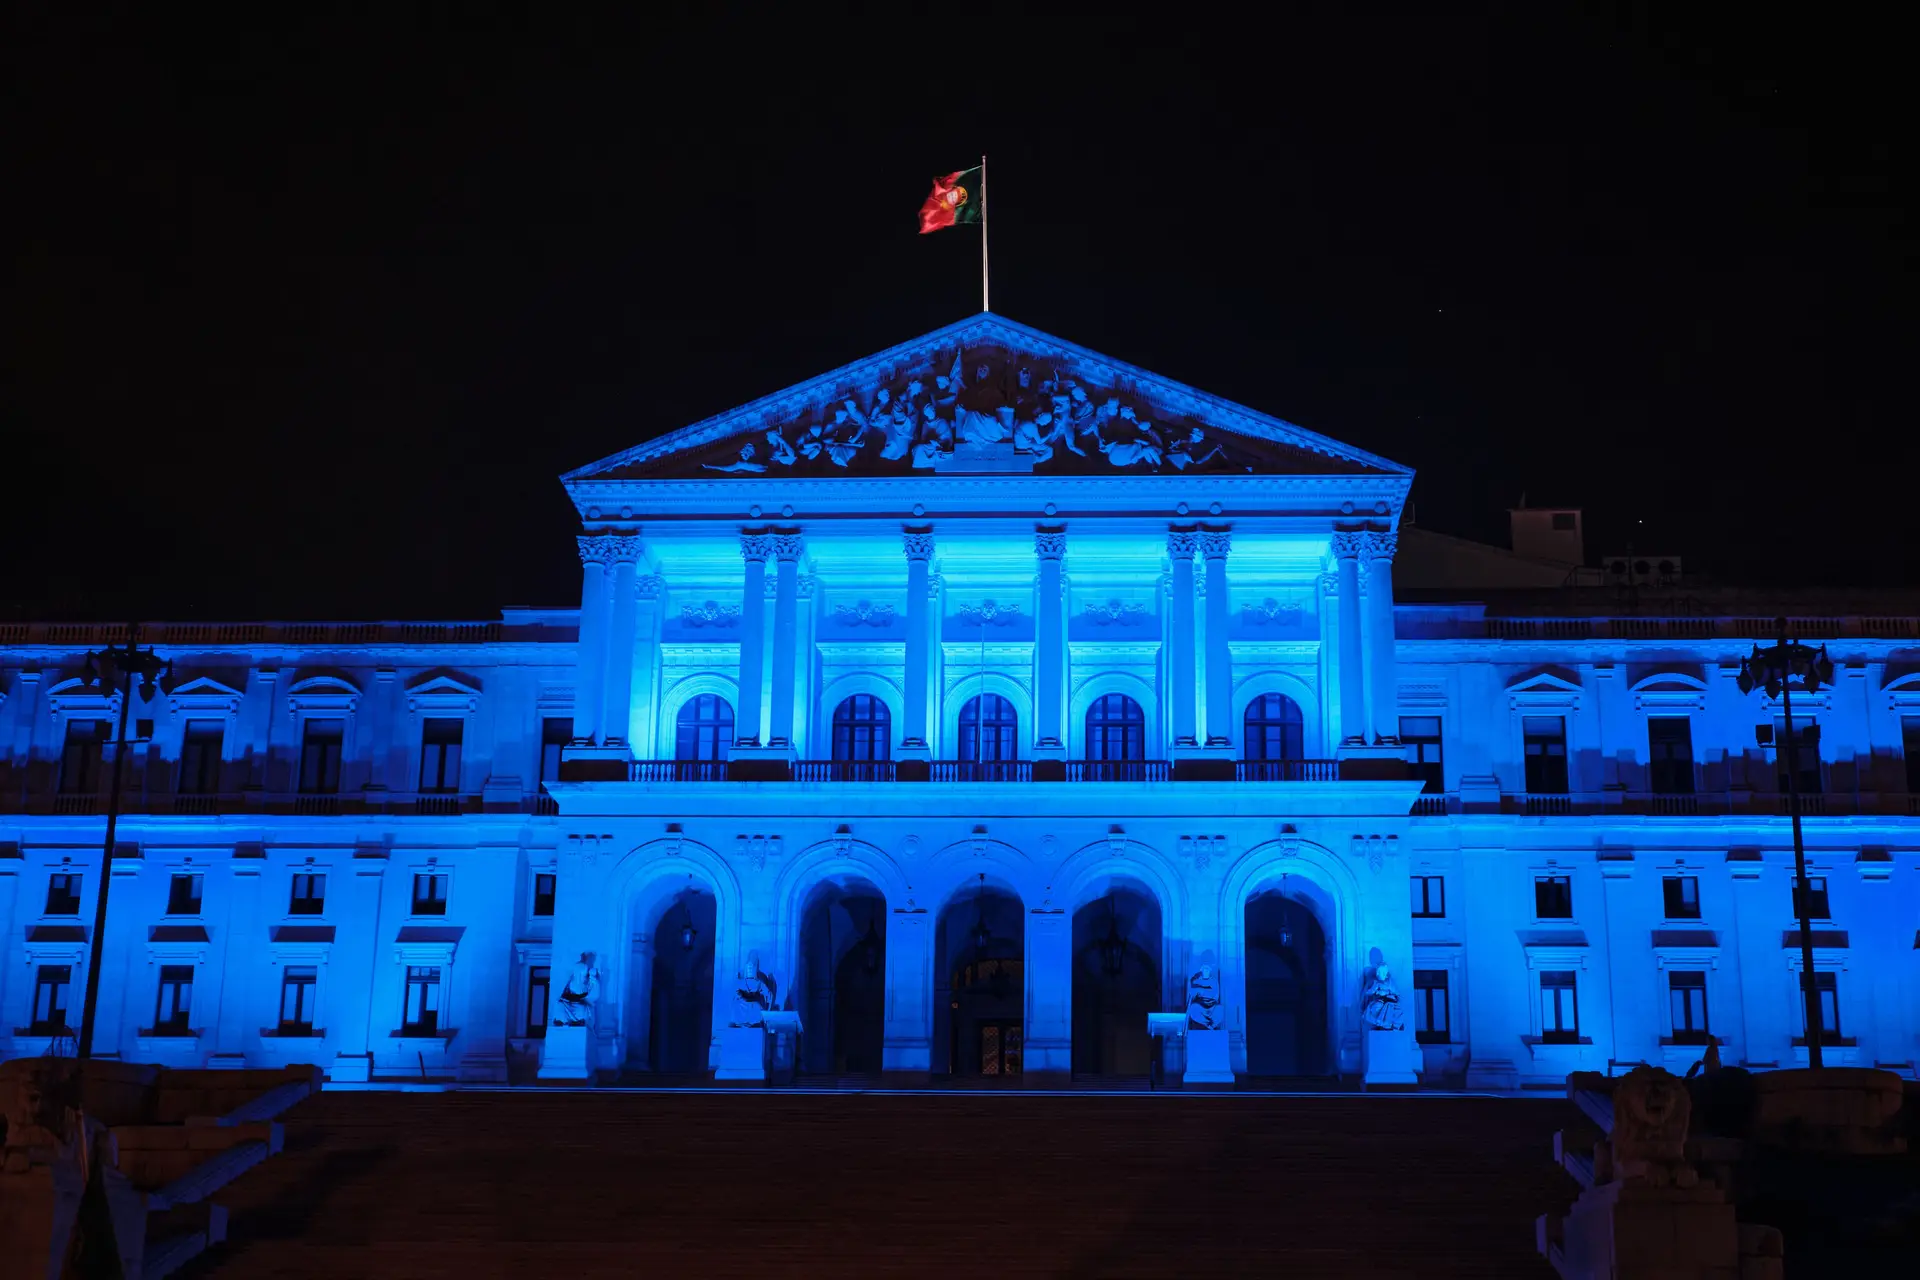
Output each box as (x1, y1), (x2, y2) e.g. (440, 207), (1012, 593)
(1522, 716), (1568, 793)
(45, 873), (82, 916)
(178, 720), (225, 795)
(419, 718), (464, 793)
(1534, 875), (1574, 919)
(154, 965), (194, 1034)
(1414, 969), (1449, 1044)
(1243, 694), (1304, 762)
(299, 720), (344, 794)
(1541, 971), (1580, 1042)
(1668, 970), (1709, 1043)
(167, 873), (204, 916)
(1647, 717), (1694, 795)
(1662, 875), (1700, 920)
(59, 720), (107, 794)
(412, 873), (448, 916)
(830, 695), (891, 762)
(674, 695), (734, 762)
(1400, 716), (1444, 793)
(957, 693), (1019, 762)
(289, 873), (326, 916)
(1085, 694), (1145, 762)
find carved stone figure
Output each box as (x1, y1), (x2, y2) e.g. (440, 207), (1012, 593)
(1166, 425), (1226, 470)
(1604, 1064), (1698, 1187)
(1361, 964), (1406, 1031)
(553, 951), (602, 1027)
(703, 441), (767, 473)
(763, 427), (797, 467)
(732, 951), (776, 1027)
(1186, 963), (1223, 1031)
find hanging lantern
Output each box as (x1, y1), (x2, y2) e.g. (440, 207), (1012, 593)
(681, 920), (697, 951)
(1098, 896), (1127, 978)
(969, 872), (994, 957)
(1278, 876), (1293, 948)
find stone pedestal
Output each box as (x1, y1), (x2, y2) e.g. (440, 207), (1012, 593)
(538, 1024), (594, 1084)
(715, 1024), (768, 1083)
(1556, 1179), (1741, 1280)
(1184, 1028), (1234, 1088)
(331, 1052), (373, 1085)
(763, 1012), (803, 1086)
(1364, 1029), (1421, 1089)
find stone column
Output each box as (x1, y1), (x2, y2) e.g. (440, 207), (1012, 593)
(1200, 529), (1234, 747)
(1331, 531), (1368, 745)
(573, 537), (612, 745)
(1025, 909), (1072, 1085)
(1034, 529), (1067, 755)
(361, 668), (398, 793)
(330, 851), (389, 1084)
(211, 851), (265, 1065)
(1362, 530), (1399, 745)
(901, 530), (935, 753)
(767, 533), (804, 749)
(600, 536), (644, 749)
(881, 907), (933, 1083)
(1167, 530), (1199, 748)
(92, 857), (142, 1058)
(243, 669), (279, 792)
(735, 533), (772, 748)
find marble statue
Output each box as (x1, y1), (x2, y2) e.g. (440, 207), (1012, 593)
(1186, 963), (1223, 1031)
(732, 951), (776, 1027)
(1603, 1065), (1698, 1188)
(763, 427), (797, 467)
(1361, 964), (1405, 1031)
(553, 951), (602, 1027)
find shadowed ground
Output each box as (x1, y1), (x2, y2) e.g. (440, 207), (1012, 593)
(192, 1088), (1568, 1278)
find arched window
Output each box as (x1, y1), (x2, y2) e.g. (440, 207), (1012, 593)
(957, 693), (1019, 763)
(831, 695), (892, 763)
(1243, 693), (1304, 762)
(674, 694), (733, 763)
(1085, 694), (1146, 762)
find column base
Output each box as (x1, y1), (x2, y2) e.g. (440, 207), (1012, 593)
(1171, 744), (1236, 781)
(1031, 743), (1066, 782)
(538, 1024), (595, 1083)
(1184, 1029), (1236, 1088)
(727, 744), (795, 781)
(1336, 743), (1409, 781)
(895, 742), (932, 781)
(714, 1025), (768, 1083)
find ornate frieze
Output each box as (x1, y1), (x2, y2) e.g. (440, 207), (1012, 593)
(1241, 597), (1305, 626)
(1179, 835), (1226, 871)
(636, 575), (666, 600)
(679, 601), (742, 628)
(1082, 598), (1150, 626)
(833, 600), (897, 627)
(956, 599), (1023, 626)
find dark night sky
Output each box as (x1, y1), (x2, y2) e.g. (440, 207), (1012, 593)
(6, 8), (1912, 622)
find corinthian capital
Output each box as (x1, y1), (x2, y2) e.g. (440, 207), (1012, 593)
(739, 532), (774, 562)
(1330, 530), (1367, 561)
(577, 534), (612, 566)
(1359, 530), (1398, 561)
(604, 534), (645, 564)
(771, 532), (805, 562)
(1167, 529), (1197, 560)
(903, 529), (936, 562)
(1198, 528), (1231, 561)
(1034, 528), (1067, 561)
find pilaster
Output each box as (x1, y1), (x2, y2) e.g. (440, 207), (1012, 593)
(1361, 528), (1399, 746)
(899, 529), (935, 771)
(573, 535), (613, 746)
(600, 535), (644, 749)
(1167, 529), (1198, 748)
(211, 850), (266, 1066)
(1024, 907), (1072, 1086)
(1033, 528), (1067, 775)
(882, 906), (933, 1084)
(735, 533), (772, 751)
(767, 532), (803, 750)
(329, 847), (388, 1084)
(1332, 532), (1367, 745)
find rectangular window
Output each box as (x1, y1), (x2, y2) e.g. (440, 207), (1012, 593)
(1647, 717), (1695, 795)
(299, 720), (344, 794)
(59, 720), (108, 793)
(45, 873), (83, 916)
(411, 873), (449, 916)
(177, 720), (225, 795)
(1413, 969), (1449, 1044)
(1903, 716), (1920, 795)
(1522, 716), (1568, 793)
(1662, 875), (1700, 920)
(1534, 875), (1573, 920)
(1799, 971), (1842, 1043)
(154, 964), (194, 1035)
(1773, 716), (1821, 795)
(289, 873), (327, 916)
(526, 965), (551, 1038)
(1540, 970), (1580, 1042)
(419, 718), (464, 793)
(532, 873), (556, 917)
(1791, 875), (1830, 921)
(1410, 875), (1445, 918)
(31, 965), (72, 1034)
(166, 873), (204, 916)
(1401, 716), (1444, 794)
(278, 966), (317, 1035)
(403, 966), (442, 1035)
(1668, 970), (1709, 1043)
(539, 718), (572, 785)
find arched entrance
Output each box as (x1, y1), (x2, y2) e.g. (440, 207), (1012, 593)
(1243, 886), (1331, 1079)
(934, 874), (1025, 1079)
(1071, 885), (1161, 1078)
(643, 886), (716, 1077)
(796, 879), (887, 1076)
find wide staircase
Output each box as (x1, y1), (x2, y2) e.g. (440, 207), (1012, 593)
(197, 1088), (1568, 1277)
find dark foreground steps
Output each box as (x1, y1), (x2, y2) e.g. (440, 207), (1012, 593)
(193, 1089), (1568, 1278)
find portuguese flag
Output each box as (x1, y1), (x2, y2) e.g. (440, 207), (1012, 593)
(918, 165), (983, 234)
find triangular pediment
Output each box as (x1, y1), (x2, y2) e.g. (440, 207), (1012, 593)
(565, 314), (1409, 482)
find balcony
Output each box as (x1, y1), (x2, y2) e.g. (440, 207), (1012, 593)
(620, 758), (1342, 784)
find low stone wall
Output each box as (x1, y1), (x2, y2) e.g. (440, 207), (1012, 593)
(1750, 1067), (1907, 1156)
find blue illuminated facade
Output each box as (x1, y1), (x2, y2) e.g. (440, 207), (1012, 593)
(3, 314), (1916, 1088)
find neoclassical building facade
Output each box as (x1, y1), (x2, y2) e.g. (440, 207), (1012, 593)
(2, 314), (1917, 1089)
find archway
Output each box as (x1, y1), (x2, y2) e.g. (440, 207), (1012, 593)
(796, 878), (888, 1077)
(643, 887), (716, 1077)
(934, 874), (1025, 1078)
(1071, 884), (1161, 1077)
(1243, 886), (1331, 1078)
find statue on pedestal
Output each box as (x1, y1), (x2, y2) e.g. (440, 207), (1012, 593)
(553, 951), (602, 1027)
(1361, 964), (1406, 1031)
(1186, 963), (1223, 1031)
(731, 951), (776, 1027)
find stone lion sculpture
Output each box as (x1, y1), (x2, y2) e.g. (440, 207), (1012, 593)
(1603, 1064), (1697, 1188)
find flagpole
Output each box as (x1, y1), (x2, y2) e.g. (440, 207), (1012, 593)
(980, 153), (990, 312)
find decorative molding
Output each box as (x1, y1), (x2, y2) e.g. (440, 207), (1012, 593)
(734, 834), (783, 871)
(604, 535), (644, 564)
(1178, 834), (1226, 871)
(1330, 530), (1366, 560)
(771, 533), (805, 562)
(1082, 598), (1150, 626)
(903, 530), (936, 561)
(1167, 530), (1197, 559)
(956, 599), (1022, 626)
(1198, 529), (1231, 560)
(1240, 597), (1305, 626)
(635, 574), (666, 600)
(739, 533), (774, 562)
(1034, 529), (1067, 561)
(1349, 833), (1398, 874)
(1358, 530), (1398, 561)
(576, 535), (611, 566)
(833, 600), (897, 628)
(679, 601), (742, 628)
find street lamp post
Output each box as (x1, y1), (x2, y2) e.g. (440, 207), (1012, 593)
(75, 624), (171, 1060)
(1735, 623), (1835, 1069)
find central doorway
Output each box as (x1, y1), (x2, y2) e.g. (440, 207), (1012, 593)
(796, 879), (888, 1077)
(935, 874), (1025, 1079)
(1243, 887), (1331, 1078)
(646, 887), (716, 1077)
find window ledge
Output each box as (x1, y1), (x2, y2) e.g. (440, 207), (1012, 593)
(259, 1029), (327, 1042)
(391, 1029), (458, 1044)
(1522, 1036), (1597, 1066)
(1791, 1042), (1860, 1067)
